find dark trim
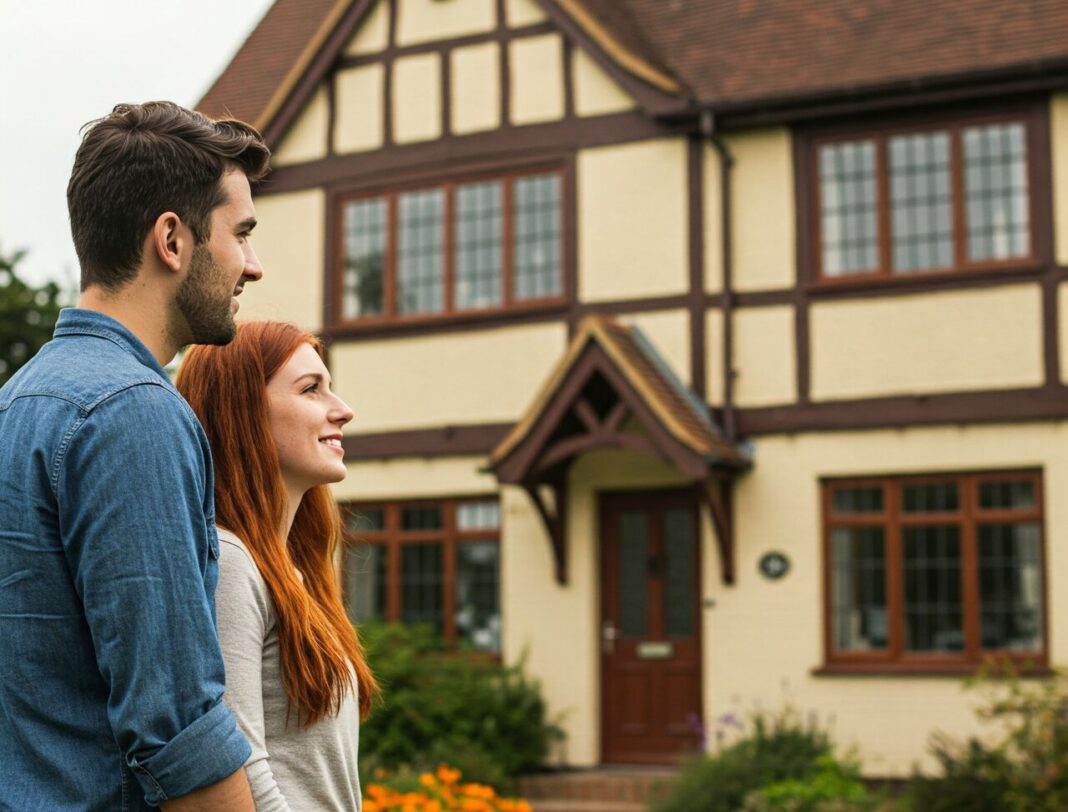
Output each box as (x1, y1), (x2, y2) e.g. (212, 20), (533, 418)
(686, 135), (706, 399)
(326, 300), (568, 340)
(341, 422), (512, 460)
(258, 111), (685, 197)
(562, 36), (575, 120)
(441, 41), (453, 138)
(497, 0), (511, 130)
(326, 68), (337, 156)
(335, 20), (556, 70)
(703, 62), (1068, 131)
(384, 0), (397, 145)
(738, 387), (1068, 436)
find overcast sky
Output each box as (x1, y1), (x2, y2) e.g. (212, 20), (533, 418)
(0, 0), (275, 291)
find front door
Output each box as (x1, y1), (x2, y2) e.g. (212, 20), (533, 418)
(599, 490), (703, 764)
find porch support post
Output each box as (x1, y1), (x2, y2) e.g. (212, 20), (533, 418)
(522, 466), (569, 585)
(703, 475), (735, 585)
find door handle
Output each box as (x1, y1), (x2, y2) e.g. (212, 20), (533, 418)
(601, 620), (619, 653)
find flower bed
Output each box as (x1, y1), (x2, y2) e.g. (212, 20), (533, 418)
(364, 765), (533, 812)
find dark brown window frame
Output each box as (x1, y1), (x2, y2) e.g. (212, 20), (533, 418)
(818, 469), (1049, 676)
(326, 157), (573, 336)
(795, 99), (1053, 295)
(341, 496), (501, 651)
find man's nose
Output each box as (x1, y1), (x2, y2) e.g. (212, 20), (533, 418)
(243, 241), (264, 282)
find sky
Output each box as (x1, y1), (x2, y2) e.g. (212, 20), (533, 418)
(0, 0), (275, 292)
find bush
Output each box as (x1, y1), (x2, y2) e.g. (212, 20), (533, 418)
(358, 622), (563, 789)
(907, 662), (1068, 812)
(742, 755), (875, 812)
(653, 707), (836, 812)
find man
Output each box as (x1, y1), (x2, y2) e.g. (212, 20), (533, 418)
(0, 102), (270, 810)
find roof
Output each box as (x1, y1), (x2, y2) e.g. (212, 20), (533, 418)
(198, 0), (1068, 136)
(489, 314), (747, 474)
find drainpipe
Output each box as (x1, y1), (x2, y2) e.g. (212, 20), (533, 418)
(701, 110), (737, 442)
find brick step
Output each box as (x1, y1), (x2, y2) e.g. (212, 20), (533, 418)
(519, 769), (677, 806)
(531, 801), (648, 812)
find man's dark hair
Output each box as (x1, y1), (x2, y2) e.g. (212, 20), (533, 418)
(68, 101), (271, 291)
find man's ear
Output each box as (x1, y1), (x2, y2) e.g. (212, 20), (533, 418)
(150, 211), (188, 274)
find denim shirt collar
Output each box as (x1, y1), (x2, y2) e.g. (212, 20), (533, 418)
(53, 308), (171, 384)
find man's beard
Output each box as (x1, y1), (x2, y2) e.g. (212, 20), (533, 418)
(173, 243), (237, 346)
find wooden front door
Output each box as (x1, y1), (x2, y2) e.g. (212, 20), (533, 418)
(599, 490), (703, 764)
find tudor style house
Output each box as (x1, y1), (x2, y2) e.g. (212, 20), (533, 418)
(198, 0), (1068, 775)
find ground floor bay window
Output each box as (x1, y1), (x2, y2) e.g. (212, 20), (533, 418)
(341, 498), (501, 653)
(822, 470), (1045, 672)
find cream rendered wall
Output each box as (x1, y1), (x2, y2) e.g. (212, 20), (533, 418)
(335, 64), (385, 153)
(711, 422), (1068, 775)
(1060, 282), (1068, 384)
(505, 0), (547, 26)
(393, 53), (442, 143)
(579, 139), (688, 301)
(704, 309), (725, 406)
(330, 321), (567, 432)
(396, 0), (496, 46)
(242, 190), (325, 331)
(272, 87), (328, 167)
(451, 43), (501, 134)
(703, 143), (724, 294)
(332, 456), (495, 502)
(621, 309), (691, 387)
(726, 128), (795, 292)
(811, 285), (1043, 400)
(501, 449), (690, 766)
(1053, 92), (1068, 266)
(509, 34), (565, 125)
(344, 0), (389, 56)
(572, 49), (634, 118)
(733, 306), (796, 406)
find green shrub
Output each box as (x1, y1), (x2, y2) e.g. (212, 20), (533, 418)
(653, 707), (835, 812)
(742, 755), (874, 812)
(907, 662), (1068, 812)
(358, 622), (563, 789)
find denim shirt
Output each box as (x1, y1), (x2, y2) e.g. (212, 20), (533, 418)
(0, 309), (250, 810)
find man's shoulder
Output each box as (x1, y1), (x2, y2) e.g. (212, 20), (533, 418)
(1, 335), (177, 415)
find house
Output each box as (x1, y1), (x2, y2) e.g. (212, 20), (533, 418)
(198, 0), (1068, 775)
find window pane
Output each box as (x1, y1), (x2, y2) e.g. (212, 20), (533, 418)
(397, 189), (444, 314)
(513, 174), (562, 300)
(344, 544), (387, 624)
(456, 500), (500, 531)
(830, 527), (887, 651)
(903, 525), (963, 652)
(342, 198), (387, 319)
(832, 486), (883, 514)
(454, 182), (503, 310)
(401, 506), (443, 531)
(888, 131), (953, 273)
(346, 507), (385, 534)
(456, 541), (500, 652)
(401, 542), (443, 632)
(964, 122), (1029, 262)
(663, 509), (695, 637)
(618, 511), (648, 638)
(979, 480), (1036, 511)
(902, 483), (959, 513)
(819, 140), (878, 276)
(979, 523), (1042, 652)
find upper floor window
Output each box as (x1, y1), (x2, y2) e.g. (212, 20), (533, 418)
(342, 498), (501, 653)
(814, 117), (1034, 280)
(822, 471), (1045, 673)
(339, 168), (564, 323)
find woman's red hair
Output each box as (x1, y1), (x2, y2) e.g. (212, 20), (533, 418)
(176, 320), (378, 724)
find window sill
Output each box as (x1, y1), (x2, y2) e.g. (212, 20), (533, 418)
(813, 659), (1051, 678)
(325, 298), (569, 340)
(805, 260), (1045, 298)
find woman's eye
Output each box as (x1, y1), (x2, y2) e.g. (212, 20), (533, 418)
(302, 383), (319, 394)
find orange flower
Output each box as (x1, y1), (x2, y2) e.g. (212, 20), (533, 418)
(419, 772), (437, 789)
(436, 765), (462, 785)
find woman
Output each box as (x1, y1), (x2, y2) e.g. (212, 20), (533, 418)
(177, 321), (377, 810)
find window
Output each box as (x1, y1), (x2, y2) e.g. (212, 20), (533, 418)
(823, 471), (1045, 672)
(338, 169), (564, 323)
(814, 117), (1033, 280)
(342, 499), (501, 652)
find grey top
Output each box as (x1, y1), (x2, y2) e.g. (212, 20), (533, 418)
(215, 528), (362, 811)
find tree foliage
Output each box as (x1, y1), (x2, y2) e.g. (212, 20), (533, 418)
(0, 247), (63, 386)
